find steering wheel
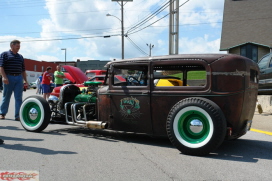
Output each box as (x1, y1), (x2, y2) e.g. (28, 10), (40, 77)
(127, 76), (140, 85)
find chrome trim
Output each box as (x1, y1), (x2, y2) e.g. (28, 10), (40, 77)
(190, 119), (203, 133)
(65, 102), (75, 125)
(29, 108), (38, 120)
(48, 95), (59, 104)
(71, 102), (87, 124)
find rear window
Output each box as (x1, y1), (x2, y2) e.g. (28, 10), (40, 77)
(153, 65), (206, 87)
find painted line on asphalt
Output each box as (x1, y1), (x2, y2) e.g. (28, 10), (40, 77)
(251, 128), (272, 136)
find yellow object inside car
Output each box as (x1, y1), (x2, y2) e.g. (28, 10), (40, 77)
(156, 79), (184, 86)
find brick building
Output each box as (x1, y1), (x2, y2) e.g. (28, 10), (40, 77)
(24, 59), (58, 83)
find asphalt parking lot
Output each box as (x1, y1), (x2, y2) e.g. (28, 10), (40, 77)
(252, 111), (272, 134)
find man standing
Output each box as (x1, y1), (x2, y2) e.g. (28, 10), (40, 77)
(54, 65), (65, 87)
(0, 74), (3, 92)
(0, 40), (28, 121)
(41, 67), (52, 100)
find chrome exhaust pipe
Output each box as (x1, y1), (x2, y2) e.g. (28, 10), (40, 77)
(86, 121), (108, 129)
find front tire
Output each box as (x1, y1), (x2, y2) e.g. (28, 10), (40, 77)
(167, 97), (226, 156)
(19, 96), (51, 132)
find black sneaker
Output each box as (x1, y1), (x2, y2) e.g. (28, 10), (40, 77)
(0, 139), (4, 144)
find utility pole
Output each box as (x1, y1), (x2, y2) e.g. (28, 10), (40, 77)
(146, 44), (154, 57)
(110, 0), (133, 59)
(61, 48), (66, 65)
(121, 0), (124, 59)
(169, 0), (179, 55)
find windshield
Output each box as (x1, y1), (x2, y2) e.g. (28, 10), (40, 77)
(86, 73), (96, 77)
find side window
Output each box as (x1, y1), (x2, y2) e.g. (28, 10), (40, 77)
(187, 70), (206, 86)
(113, 66), (148, 86)
(258, 55), (271, 69)
(153, 65), (206, 87)
(269, 59), (272, 68)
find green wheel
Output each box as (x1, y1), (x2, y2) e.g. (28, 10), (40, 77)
(19, 96), (51, 132)
(167, 97), (226, 156)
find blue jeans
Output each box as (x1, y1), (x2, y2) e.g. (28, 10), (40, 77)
(0, 75), (23, 118)
(39, 84), (43, 94)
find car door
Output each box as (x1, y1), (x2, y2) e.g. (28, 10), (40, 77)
(258, 53), (272, 90)
(150, 60), (210, 136)
(107, 63), (152, 134)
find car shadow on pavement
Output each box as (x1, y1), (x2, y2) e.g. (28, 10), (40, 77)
(45, 126), (272, 160)
(0, 143), (77, 155)
(207, 139), (272, 162)
(0, 126), (77, 155)
(47, 127), (174, 149)
(16, 126), (272, 159)
(0, 135), (43, 142)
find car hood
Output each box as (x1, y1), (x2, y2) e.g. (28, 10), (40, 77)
(62, 65), (88, 84)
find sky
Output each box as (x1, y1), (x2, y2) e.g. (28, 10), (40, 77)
(0, 0), (225, 63)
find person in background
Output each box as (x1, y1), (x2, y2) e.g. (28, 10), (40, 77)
(41, 67), (52, 100)
(0, 39), (28, 121)
(38, 74), (43, 94)
(54, 65), (65, 87)
(35, 76), (40, 94)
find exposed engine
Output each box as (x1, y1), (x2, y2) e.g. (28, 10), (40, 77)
(48, 81), (103, 127)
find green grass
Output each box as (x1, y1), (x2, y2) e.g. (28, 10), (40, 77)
(187, 71), (206, 80)
(172, 71), (206, 80)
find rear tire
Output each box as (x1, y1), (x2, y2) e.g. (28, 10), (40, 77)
(19, 96), (51, 132)
(167, 97), (226, 156)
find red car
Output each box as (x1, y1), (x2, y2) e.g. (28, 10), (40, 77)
(88, 75), (126, 84)
(85, 70), (106, 80)
(50, 65), (88, 98)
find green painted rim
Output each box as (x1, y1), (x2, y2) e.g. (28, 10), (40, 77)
(22, 102), (42, 127)
(177, 110), (210, 144)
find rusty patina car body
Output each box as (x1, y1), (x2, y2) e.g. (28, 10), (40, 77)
(19, 54), (259, 156)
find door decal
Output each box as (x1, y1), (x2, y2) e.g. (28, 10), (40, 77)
(120, 97), (141, 120)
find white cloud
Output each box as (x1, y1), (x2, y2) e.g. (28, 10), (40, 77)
(0, 0), (225, 62)
(36, 55), (60, 62)
(179, 35), (223, 54)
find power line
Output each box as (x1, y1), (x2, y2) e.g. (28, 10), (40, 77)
(126, 36), (148, 56)
(126, 0), (172, 34)
(0, 34), (120, 43)
(0, 26), (123, 36)
(0, 0), (85, 9)
(128, 0), (190, 35)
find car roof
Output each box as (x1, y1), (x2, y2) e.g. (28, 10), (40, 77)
(106, 54), (230, 67)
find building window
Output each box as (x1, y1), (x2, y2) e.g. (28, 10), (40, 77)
(34, 65), (36, 71)
(240, 44), (258, 62)
(42, 66), (44, 72)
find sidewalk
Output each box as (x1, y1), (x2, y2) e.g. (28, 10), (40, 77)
(251, 111), (272, 133)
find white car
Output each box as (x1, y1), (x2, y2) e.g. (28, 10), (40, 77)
(29, 82), (37, 89)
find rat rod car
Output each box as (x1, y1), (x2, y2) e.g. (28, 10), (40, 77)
(19, 54), (259, 156)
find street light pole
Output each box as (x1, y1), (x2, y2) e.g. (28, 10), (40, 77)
(146, 44), (154, 57)
(61, 48), (66, 65)
(106, 0), (125, 59)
